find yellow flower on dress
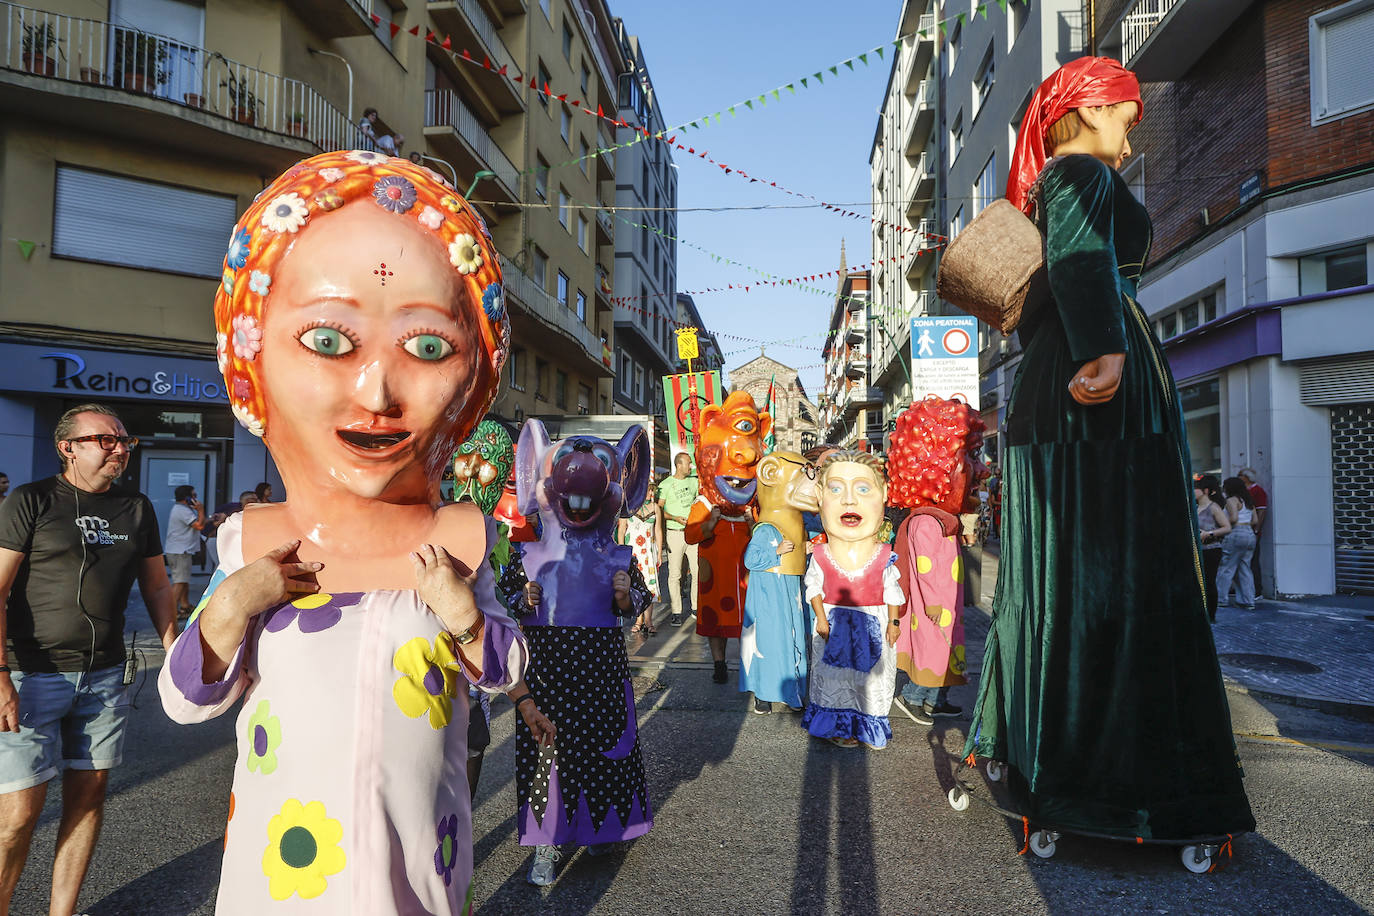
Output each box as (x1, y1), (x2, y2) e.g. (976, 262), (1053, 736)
(261, 799), (346, 901)
(392, 635), (460, 729)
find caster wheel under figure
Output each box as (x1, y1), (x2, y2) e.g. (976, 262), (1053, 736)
(1029, 830), (1059, 858)
(985, 760), (1004, 783)
(1181, 844), (1218, 874)
(947, 786), (970, 811)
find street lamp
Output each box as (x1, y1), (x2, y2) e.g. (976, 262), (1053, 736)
(465, 169), (496, 199)
(308, 47), (353, 123)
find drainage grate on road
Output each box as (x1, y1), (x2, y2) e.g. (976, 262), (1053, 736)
(1217, 653), (1323, 675)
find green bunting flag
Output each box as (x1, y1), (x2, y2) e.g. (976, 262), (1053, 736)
(979, 2), (989, 17)
(800, 77), (808, 88)
(844, 59), (854, 70)
(16, 239), (35, 260)
(771, 88), (780, 100)
(858, 53), (868, 65)
(876, 46), (885, 59)
(814, 71), (824, 83)
(745, 99), (753, 109)
(829, 66), (838, 76)
(759, 94), (768, 105)
(728, 106), (736, 115)
(786, 83), (795, 94)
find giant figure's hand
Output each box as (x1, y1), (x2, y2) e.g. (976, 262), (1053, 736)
(219, 540), (323, 622)
(1068, 353), (1125, 405)
(411, 544), (481, 636)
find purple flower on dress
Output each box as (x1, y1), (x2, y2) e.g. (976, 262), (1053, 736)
(372, 175), (417, 214)
(264, 593), (350, 634)
(434, 814), (459, 885)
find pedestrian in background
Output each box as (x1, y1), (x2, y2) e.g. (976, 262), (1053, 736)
(254, 481), (274, 504)
(656, 452), (699, 627)
(0, 474), (8, 504)
(0, 404), (177, 916)
(620, 483), (662, 636)
(165, 484), (205, 618)
(1194, 474), (1231, 622)
(1216, 477), (1257, 610)
(1239, 467), (1268, 597)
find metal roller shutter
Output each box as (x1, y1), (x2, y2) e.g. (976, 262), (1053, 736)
(1332, 403), (1374, 594)
(53, 165), (237, 279)
(1298, 353), (1374, 406)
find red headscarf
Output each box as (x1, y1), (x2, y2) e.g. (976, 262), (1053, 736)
(1006, 56), (1143, 214)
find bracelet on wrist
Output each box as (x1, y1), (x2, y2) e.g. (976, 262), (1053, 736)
(512, 693), (534, 709)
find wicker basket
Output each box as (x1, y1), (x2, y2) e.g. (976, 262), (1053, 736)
(935, 198), (1049, 334)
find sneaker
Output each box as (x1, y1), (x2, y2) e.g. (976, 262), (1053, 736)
(712, 661), (728, 684)
(903, 701), (934, 726)
(669, 614), (684, 627)
(787, 705), (804, 714)
(528, 845), (560, 886)
(752, 698), (771, 715)
(925, 701), (963, 718)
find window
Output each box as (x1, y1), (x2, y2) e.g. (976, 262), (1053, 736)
(562, 19), (574, 61)
(973, 152), (997, 217)
(1180, 378), (1222, 476)
(558, 187), (570, 228)
(557, 270), (569, 305)
(1299, 243), (1369, 293)
(534, 155), (548, 200)
(949, 111), (964, 162)
(580, 137), (590, 174)
(1120, 155), (1145, 205)
(1310, 1), (1374, 123)
(371, 1), (396, 52)
(531, 247), (548, 289)
(1010, 0), (1029, 49)
(537, 62), (551, 108)
(560, 107), (571, 145)
(53, 166), (236, 278)
(973, 46), (995, 119)
(539, 0), (549, 19)
(535, 358), (549, 400)
(508, 347), (525, 390)
(577, 214), (589, 251)
(633, 365), (644, 403)
(1156, 287), (1225, 339)
(639, 287), (648, 326)
(619, 351), (633, 396)
(577, 383), (591, 415)
(555, 370), (568, 407)
(947, 21), (961, 76)
(949, 206), (965, 240)
(576, 290), (587, 322)
(580, 63), (590, 95)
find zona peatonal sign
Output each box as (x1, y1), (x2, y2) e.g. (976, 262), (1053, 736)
(909, 316), (980, 409)
(0, 341), (228, 403)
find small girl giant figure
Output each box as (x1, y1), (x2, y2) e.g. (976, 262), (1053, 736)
(801, 452), (906, 749)
(159, 150), (527, 913)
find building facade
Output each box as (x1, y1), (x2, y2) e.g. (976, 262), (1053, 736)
(610, 25), (676, 427)
(869, 0), (940, 430)
(729, 354), (818, 456)
(818, 261), (876, 451)
(0, 0), (630, 532)
(1094, 0), (1374, 596)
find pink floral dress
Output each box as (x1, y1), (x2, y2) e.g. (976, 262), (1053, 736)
(159, 512), (528, 914)
(893, 513), (967, 688)
(620, 505), (660, 600)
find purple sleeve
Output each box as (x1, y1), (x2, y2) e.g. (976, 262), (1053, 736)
(465, 516), (529, 693)
(158, 617), (252, 723)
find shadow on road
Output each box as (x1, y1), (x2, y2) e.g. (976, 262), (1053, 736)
(788, 738), (878, 914)
(86, 838), (222, 915)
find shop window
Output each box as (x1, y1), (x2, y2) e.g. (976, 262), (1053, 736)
(1179, 378), (1221, 477)
(53, 166), (235, 278)
(1299, 243), (1369, 294)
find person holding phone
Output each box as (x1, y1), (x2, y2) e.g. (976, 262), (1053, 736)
(165, 484), (205, 617)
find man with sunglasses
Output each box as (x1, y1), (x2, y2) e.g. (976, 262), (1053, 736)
(0, 404), (177, 915)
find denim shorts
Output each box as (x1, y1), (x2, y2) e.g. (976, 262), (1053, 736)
(0, 667), (131, 793)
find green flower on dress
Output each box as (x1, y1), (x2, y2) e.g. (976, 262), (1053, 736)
(246, 699), (282, 775)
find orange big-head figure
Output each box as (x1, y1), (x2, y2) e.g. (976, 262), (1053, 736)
(694, 390), (772, 510)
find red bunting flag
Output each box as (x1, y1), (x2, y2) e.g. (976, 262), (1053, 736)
(389, 22), (400, 36)
(482, 55), (492, 69)
(444, 37), (454, 50)
(499, 64), (508, 76)
(597, 104), (605, 118)
(408, 24), (420, 34)
(371, 12), (381, 24)
(426, 30), (435, 41)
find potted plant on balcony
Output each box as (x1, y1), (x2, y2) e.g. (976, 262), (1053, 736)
(21, 23), (61, 77)
(221, 71), (259, 126)
(113, 29), (169, 94)
(288, 110), (308, 137)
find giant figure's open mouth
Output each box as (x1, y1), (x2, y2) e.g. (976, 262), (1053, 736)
(559, 493), (598, 525)
(337, 429), (412, 456)
(715, 475), (757, 506)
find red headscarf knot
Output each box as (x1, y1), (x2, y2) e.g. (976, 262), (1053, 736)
(1006, 56), (1143, 214)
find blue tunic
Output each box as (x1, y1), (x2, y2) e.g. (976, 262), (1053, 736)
(738, 523), (808, 708)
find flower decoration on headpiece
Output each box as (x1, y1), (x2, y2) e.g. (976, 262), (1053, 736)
(1006, 55), (1144, 214)
(214, 150), (508, 440)
(886, 398), (986, 516)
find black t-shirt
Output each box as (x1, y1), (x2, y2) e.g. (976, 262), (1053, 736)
(0, 477), (163, 672)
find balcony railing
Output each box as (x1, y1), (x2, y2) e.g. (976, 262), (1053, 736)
(0, 2), (360, 151)
(499, 253), (603, 366)
(595, 207), (613, 240)
(424, 89), (518, 195)
(433, 0), (517, 79)
(1121, 0), (1177, 64)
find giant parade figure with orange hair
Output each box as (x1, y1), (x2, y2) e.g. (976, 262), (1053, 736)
(158, 149), (528, 912)
(961, 56), (1254, 848)
(685, 391), (771, 684)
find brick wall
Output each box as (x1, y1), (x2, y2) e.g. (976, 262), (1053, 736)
(1265, 1), (1374, 187)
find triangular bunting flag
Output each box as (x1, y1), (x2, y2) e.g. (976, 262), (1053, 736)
(844, 59), (854, 71)
(829, 66), (838, 76)
(814, 71), (824, 84)
(771, 89), (780, 100)
(389, 22), (400, 36)
(800, 77), (808, 88)
(745, 99), (754, 109)
(876, 46), (885, 59)
(408, 24), (420, 34)
(16, 239), (35, 260)
(786, 83), (795, 94)
(859, 53), (868, 65)
(370, 12), (381, 24)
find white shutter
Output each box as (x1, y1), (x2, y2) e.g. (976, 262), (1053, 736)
(53, 166), (236, 278)
(1315, 4), (1374, 120)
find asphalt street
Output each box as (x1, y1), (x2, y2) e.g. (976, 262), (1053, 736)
(8, 564), (1374, 915)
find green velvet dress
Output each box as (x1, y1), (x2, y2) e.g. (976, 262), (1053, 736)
(964, 155), (1255, 840)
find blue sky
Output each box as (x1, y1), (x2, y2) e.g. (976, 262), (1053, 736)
(610, 1), (897, 398)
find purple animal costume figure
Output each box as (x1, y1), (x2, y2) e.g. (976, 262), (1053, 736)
(512, 420), (655, 862)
